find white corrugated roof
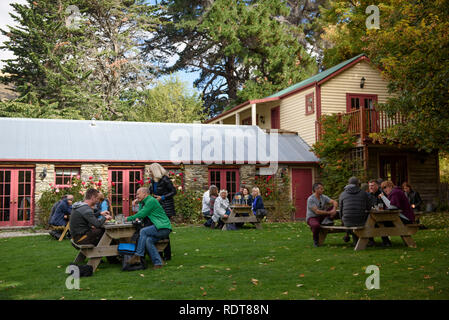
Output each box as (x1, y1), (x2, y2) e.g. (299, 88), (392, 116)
(0, 117), (318, 163)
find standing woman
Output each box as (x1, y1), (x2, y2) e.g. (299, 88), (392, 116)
(148, 163), (176, 261)
(148, 163), (177, 219)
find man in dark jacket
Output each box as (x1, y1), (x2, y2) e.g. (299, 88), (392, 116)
(70, 189), (112, 246)
(339, 177), (372, 245)
(49, 195), (73, 226)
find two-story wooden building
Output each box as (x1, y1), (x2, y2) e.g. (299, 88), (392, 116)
(206, 54), (440, 214)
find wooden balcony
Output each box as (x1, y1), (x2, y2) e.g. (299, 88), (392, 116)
(316, 108), (406, 142)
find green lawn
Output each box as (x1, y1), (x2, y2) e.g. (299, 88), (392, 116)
(1, 213), (449, 300)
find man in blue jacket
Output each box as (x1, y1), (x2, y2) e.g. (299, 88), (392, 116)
(49, 194), (74, 226)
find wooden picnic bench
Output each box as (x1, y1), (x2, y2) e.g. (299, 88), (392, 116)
(319, 209), (420, 250)
(71, 222), (169, 271)
(223, 205), (262, 230)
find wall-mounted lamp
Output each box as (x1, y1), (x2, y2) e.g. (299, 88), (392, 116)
(360, 77), (366, 88)
(260, 115), (265, 124)
(39, 167), (47, 180)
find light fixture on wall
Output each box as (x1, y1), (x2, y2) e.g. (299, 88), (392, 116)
(360, 77), (366, 88)
(260, 115), (265, 124)
(39, 167), (47, 180)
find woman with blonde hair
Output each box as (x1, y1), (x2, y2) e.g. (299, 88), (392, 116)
(251, 187), (266, 218)
(211, 189), (231, 229)
(148, 163), (177, 218)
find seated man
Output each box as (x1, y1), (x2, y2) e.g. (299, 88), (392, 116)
(127, 187), (172, 269)
(339, 177), (372, 245)
(49, 194), (74, 227)
(70, 189), (111, 246)
(306, 182), (338, 247)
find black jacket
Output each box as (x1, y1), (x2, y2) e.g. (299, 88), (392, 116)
(339, 184), (372, 227)
(69, 202), (106, 239)
(406, 190), (422, 211)
(150, 175), (177, 217)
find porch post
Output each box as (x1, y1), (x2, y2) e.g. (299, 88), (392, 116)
(251, 103), (257, 125)
(235, 112), (240, 125)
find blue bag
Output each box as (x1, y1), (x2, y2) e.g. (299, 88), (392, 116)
(118, 243), (136, 255)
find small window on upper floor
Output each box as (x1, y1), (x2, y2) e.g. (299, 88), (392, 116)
(305, 93), (314, 115)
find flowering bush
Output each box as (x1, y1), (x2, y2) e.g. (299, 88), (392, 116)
(255, 171), (295, 222)
(37, 175), (113, 226)
(311, 114), (363, 199)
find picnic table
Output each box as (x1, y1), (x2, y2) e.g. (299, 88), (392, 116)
(71, 222), (169, 272)
(319, 209), (420, 251)
(223, 205), (262, 230)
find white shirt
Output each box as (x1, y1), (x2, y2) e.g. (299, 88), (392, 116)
(202, 190), (210, 213)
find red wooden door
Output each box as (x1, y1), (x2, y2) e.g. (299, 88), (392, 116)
(0, 168), (34, 227)
(209, 169), (240, 201)
(291, 168), (312, 220)
(271, 106), (280, 129)
(346, 93), (379, 132)
(108, 169), (143, 217)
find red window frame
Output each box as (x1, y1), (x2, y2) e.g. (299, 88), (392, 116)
(208, 168), (240, 201)
(108, 168), (144, 217)
(346, 93), (378, 112)
(0, 168), (34, 227)
(54, 167), (80, 189)
(305, 93), (314, 115)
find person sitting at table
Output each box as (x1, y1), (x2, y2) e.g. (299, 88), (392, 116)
(241, 187), (253, 206)
(49, 194), (74, 227)
(402, 182), (423, 212)
(148, 163), (177, 219)
(202, 185), (211, 219)
(204, 185), (218, 228)
(231, 186), (244, 204)
(251, 187), (265, 217)
(339, 177), (372, 246)
(368, 179), (385, 208)
(94, 192), (111, 219)
(306, 182), (338, 247)
(380, 180), (415, 224)
(211, 189), (231, 229)
(70, 189), (112, 246)
(127, 187), (172, 268)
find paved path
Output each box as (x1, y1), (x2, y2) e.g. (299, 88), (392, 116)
(0, 230), (50, 239)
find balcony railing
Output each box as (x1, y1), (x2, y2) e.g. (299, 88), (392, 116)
(316, 108), (406, 142)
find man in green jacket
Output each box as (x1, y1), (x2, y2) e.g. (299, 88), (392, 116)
(127, 187), (172, 268)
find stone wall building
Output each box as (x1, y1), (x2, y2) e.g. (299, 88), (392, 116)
(0, 117), (319, 227)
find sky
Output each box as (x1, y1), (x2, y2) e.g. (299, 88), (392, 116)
(0, 0), (199, 92)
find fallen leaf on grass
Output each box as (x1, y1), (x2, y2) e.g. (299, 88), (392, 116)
(251, 278), (259, 286)
(282, 291), (288, 295)
(296, 284), (304, 287)
(424, 275), (431, 279)
(299, 274), (305, 278)
(428, 286), (434, 290)
(139, 274), (145, 277)
(200, 265), (206, 269)
(330, 266), (335, 271)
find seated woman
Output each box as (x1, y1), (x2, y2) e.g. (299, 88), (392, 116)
(402, 182), (423, 212)
(380, 180), (415, 224)
(251, 187), (266, 218)
(211, 189), (231, 229)
(241, 186), (253, 206)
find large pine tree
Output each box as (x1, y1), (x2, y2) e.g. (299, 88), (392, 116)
(147, 0), (319, 116)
